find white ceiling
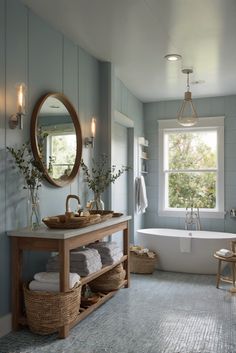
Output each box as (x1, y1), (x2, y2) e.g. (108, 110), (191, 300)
(22, 0), (236, 102)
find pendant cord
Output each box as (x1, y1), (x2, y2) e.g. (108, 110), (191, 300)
(187, 72), (190, 92)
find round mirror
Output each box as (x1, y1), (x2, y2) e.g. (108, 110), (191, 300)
(31, 93), (82, 187)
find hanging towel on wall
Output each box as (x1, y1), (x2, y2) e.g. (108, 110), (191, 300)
(179, 237), (191, 253)
(135, 176), (148, 214)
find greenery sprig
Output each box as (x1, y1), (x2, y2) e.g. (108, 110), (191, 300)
(7, 143), (43, 189)
(80, 155), (130, 194)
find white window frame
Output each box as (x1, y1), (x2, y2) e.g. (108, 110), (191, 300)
(158, 117), (225, 219)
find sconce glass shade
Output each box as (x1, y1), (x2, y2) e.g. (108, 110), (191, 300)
(16, 83), (26, 115)
(84, 117), (96, 148)
(9, 82), (26, 129)
(91, 117), (96, 137)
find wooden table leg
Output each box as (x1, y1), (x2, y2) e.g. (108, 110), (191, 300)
(216, 259), (221, 288)
(11, 237), (23, 330)
(123, 224), (130, 288)
(232, 262), (236, 287)
(58, 239), (70, 338)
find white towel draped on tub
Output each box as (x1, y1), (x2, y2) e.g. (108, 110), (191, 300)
(135, 176), (148, 214)
(179, 237), (192, 253)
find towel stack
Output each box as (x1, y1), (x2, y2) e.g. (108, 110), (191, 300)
(216, 248), (233, 258)
(29, 272), (80, 292)
(46, 248), (102, 276)
(88, 241), (123, 265)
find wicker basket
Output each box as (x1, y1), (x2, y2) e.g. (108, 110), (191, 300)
(23, 283), (81, 335)
(42, 214), (101, 229)
(89, 210), (114, 222)
(130, 252), (157, 274)
(42, 195), (115, 229)
(89, 264), (126, 292)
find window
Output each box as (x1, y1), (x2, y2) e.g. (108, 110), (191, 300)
(48, 133), (76, 179)
(158, 117), (224, 218)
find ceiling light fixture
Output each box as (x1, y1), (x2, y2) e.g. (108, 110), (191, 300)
(177, 69), (198, 127)
(164, 54), (182, 62)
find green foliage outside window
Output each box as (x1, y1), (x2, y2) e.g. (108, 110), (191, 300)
(167, 131), (217, 209)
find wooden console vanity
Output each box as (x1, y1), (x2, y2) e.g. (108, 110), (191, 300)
(8, 215), (131, 338)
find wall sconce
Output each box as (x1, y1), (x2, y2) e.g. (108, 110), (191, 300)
(9, 83), (26, 129)
(84, 117), (96, 148)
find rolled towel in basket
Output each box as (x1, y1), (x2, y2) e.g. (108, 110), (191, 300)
(29, 281), (61, 292)
(216, 249), (233, 257)
(34, 272), (80, 286)
(30, 272), (80, 292)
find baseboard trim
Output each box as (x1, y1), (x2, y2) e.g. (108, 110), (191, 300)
(0, 313), (12, 337)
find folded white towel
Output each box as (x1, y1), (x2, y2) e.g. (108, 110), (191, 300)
(70, 248), (100, 261)
(179, 238), (191, 253)
(88, 242), (118, 250)
(101, 252), (123, 265)
(29, 278), (80, 292)
(216, 249), (233, 257)
(34, 272), (80, 286)
(46, 260), (102, 277)
(29, 281), (61, 292)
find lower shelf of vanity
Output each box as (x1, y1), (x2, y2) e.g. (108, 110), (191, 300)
(19, 255), (128, 328)
(19, 280), (128, 328)
(70, 279), (128, 329)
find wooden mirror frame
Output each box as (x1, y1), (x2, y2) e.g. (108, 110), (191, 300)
(30, 92), (82, 187)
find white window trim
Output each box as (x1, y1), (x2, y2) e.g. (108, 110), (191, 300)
(158, 117), (225, 219)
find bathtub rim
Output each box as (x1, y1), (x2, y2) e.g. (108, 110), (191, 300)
(137, 228), (236, 240)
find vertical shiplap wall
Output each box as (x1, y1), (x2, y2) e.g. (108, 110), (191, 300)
(143, 96), (236, 234)
(0, 0), (8, 318)
(78, 47), (101, 204)
(0, 0), (101, 317)
(114, 78), (144, 240)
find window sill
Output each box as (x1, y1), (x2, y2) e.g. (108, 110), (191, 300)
(158, 209), (225, 219)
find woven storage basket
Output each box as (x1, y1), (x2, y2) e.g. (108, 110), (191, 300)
(89, 264), (126, 292)
(130, 252), (157, 274)
(23, 283), (81, 335)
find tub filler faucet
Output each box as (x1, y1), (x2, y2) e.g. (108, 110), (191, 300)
(185, 207), (201, 231)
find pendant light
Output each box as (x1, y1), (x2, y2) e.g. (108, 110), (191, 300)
(177, 69), (198, 127)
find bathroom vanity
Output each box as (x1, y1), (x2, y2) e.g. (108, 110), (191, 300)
(8, 215), (131, 338)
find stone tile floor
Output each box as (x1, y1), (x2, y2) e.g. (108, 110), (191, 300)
(1, 271), (236, 353)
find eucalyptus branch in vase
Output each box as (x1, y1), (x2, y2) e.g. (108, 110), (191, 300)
(7, 143), (44, 229)
(80, 154), (130, 210)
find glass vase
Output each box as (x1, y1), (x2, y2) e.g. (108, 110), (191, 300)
(27, 187), (41, 230)
(90, 192), (105, 210)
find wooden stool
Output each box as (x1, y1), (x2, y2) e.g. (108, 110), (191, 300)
(214, 240), (236, 289)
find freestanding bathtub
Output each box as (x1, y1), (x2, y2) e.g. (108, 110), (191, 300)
(137, 228), (236, 274)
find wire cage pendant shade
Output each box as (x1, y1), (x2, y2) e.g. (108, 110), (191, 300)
(177, 69), (198, 127)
